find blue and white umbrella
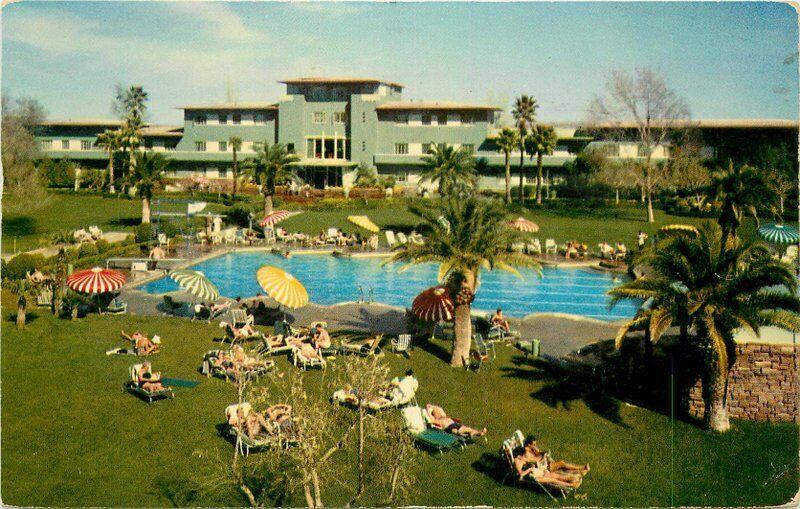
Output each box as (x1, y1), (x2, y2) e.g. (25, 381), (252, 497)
(169, 269), (220, 302)
(758, 223), (800, 244)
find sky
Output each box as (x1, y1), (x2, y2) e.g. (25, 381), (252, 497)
(2, 1), (797, 124)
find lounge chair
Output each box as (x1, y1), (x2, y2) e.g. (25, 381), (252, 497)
(385, 230), (397, 248)
(36, 287), (53, 308)
(545, 239), (557, 255)
(234, 229), (248, 245)
(391, 334), (412, 354)
(396, 232), (408, 244)
(512, 242), (525, 253)
(101, 297), (127, 315)
(224, 403), (299, 456)
(339, 334), (384, 357)
(527, 239), (542, 255)
(255, 334), (294, 356)
(501, 430), (579, 500)
(463, 334), (492, 372)
(126, 363), (174, 403)
(220, 321), (264, 344)
(162, 295), (183, 315)
(325, 228), (340, 245)
(202, 349), (274, 382)
(229, 308), (254, 328)
(402, 405), (466, 454)
(486, 314), (520, 340)
(291, 344), (327, 370)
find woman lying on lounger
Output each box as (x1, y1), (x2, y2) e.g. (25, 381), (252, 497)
(121, 330), (160, 356)
(265, 404), (296, 435)
(221, 321), (262, 342)
(231, 345), (271, 370)
(513, 436), (588, 489)
(137, 362), (166, 392)
(425, 404), (487, 438)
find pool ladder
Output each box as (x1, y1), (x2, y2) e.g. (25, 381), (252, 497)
(357, 286), (374, 304)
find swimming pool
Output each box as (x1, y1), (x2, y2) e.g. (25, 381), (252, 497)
(140, 252), (640, 321)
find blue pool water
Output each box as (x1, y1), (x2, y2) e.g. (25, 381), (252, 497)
(141, 252), (640, 321)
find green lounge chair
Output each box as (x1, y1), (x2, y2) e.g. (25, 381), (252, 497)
(126, 364), (174, 403)
(102, 297), (127, 315)
(402, 406), (466, 453)
(501, 429), (579, 500)
(339, 334), (384, 357)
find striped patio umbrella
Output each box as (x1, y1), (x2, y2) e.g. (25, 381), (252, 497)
(507, 216), (539, 233)
(258, 210), (298, 228)
(169, 269), (219, 302)
(66, 267), (126, 294)
(412, 285), (455, 322)
(256, 265), (309, 309)
(347, 215), (380, 233)
(758, 223), (800, 244)
(659, 224), (699, 236)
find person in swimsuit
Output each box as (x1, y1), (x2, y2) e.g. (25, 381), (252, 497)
(491, 308), (511, 333)
(425, 404), (486, 437)
(137, 362), (166, 392)
(513, 436), (588, 488)
(121, 330), (159, 355)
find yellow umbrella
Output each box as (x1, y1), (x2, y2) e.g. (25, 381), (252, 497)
(659, 224), (699, 236)
(347, 215), (380, 233)
(256, 265), (309, 309)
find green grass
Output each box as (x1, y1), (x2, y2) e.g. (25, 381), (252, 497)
(2, 303), (797, 507)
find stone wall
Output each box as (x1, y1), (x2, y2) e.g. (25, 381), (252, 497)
(687, 343), (799, 422)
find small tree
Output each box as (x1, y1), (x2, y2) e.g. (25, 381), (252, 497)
(419, 143), (477, 199)
(246, 142), (299, 215)
(113, 85), (149, 179)
(667, 143), (711, 210)
(495, 128), (518, 204)
(2, 96), (48, 212)
(6, 279), (33, 329)
(130, 151), (168, 223)
(524, 125), (558, 205)
(353, 162), (380, 203)
(592, 159), (632, 204)
(512, 96), (538, 203)
(587, 67), (691, 222)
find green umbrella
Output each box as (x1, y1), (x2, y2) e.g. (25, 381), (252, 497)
(758, 223), (800, 244)
(169, 269), (219, 302)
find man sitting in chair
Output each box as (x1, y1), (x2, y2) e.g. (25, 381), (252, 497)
(425, 404), (486, 438)
(136, 362), (166, 393)
(491, 308), (511, 334)
(311, 323), (336, 356)
(514, 436), (589, 489)
(120, 330), (161, 356)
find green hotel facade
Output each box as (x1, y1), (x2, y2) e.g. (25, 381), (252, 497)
(34, 77), (798, 192)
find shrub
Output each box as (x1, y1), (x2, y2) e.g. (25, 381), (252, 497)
(50, 230), (77, 246)
(3, 253), (47, 280)
(38, 158), (76, 188)
(158, 220), (181, 239)
(94, 239), (110, 253)
(134, 223), (156, 244)
(64, 247), (80, 262)
(226, 206), (253, 228)
(77, 242), (99, 258)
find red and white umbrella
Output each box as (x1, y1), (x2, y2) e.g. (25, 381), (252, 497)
(412, 285), (455, 322)
(258, 210), (297, 228)
(507, 217), (539, 233)
(67, 267), (126, 294)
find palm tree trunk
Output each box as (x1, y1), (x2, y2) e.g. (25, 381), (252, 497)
(451, 302), (472, 367)
(504, 153), (511, 204)
(646, 192), (655, 223)
(108, 154), (115, 193)
(615, 189), (620, 204)
(545, 167), (551, 199)
(264, 193), (274, 216)
(232, 150), (238, 198)
(16, 299), (26, 329)
(129, 146), (136, 177)
(536, 153), (543, 205)
(702, 348), (731, 432)
(518, 146), (525, 203)
(142, 197), (151, 224)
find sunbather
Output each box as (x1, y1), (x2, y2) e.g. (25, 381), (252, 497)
(265, 404), (296, 434)
(149, 246), (166, 260)
(121, 330), (161, 356)
(491, 308), (511, 333)
(137, 362), (166, 392)
(239, 406), (273, 439)
(220, 321), (262, 342)
(425, 404), (486, 437)
(513, 436), (588, 488)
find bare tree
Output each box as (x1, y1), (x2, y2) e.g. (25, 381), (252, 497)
(592, 159), (631, 204)
(2, 96), (48, 212)
(587, 68), (690, 222)
(667, 142), (711, 210)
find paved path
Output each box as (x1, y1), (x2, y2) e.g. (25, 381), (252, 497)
(2, 231), (131, 261)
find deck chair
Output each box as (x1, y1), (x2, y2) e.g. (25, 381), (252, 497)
(781, 245), (798, 265)
(501, 430), (578, 500)
(545, 239), (557, 255)
(102, 297), (127, 315)
(229, 308), (253, 328)
(463, 334), (492, 372)
(126, 363), (174, 403)
(220, 322), (264, 344)
(325, 228), (339, 245)
(391, 334), (412, 354)
(339, 334), (384, 357)
(162, 295), (182, 315)
(203, 350), (274, 382)
(385, 230), (397, 248)
(396, 232), (408, 244)
(224, 403), (299, 456)
(291, 345), (327, 370)
(36, 287), (53, 308)
(402, 405), (466, 453)
(486, 314), (520, 340)
(527, 238), (542, 255)
(512, 242), (525, 253)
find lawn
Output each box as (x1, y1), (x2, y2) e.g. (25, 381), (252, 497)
(2, 302), (797, 507)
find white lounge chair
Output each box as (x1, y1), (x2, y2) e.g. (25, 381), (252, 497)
(157, 233), (169, 248)
(396, 232), (408, 245)
(545, 239), (557, 255)
(291, 345), (327, 370)
(131, 261), (149, 273)
(781, 245), (798, 265)
(391, 334), (412, 354)
(511, 242), (525, 253)
(385, 230), (397, 248)
(527, 238), (542, 255)
(325, 228), (340, 245)
(229, 308), (254, 328)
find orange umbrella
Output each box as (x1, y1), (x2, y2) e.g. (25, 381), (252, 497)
(67, 267), (126, 294)
(412, 285), (454, 322)
(507, 217), (539, 233)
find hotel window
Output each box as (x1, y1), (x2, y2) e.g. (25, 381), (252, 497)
(422, 143), (432, 154)
(362, 112), (366, 123)
(462, 143), (475, 153)
(61, 140), (70, 150)
(361, 141), (366, 151)
(219, 114), (228, 125)
(396, 172), (407, 182)
(421, 114), (432, 125)
(313, 112), (326, 124)
(232, 114), (241, 125)
(81, 140), (92, 151)
(395, 143), (409, 155)
(219, 141), (227, 152)
(195, 141), (206, 152)
(437, 114), (447, 125)
(333, 112), (346, 124)
(461, 114), (474, 125)
(195, 114), (207, 125)
(397, 114), (408, 125)
(40, 139), (52, 150)
(255, 113), (266, 125)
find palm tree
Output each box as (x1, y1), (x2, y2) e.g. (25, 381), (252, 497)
(610, 223), (800, 431)
(229, 136), (242, 198)
(6, 279), (33, 329)
(95, 129), (123, 192)
(390, 198), (541, 366)
(247, 142), (299, 215)
(130, 151), (168, 224)
(711, 162), (775, 245)
(115, 85), (148, 179)
(524, 125), (558, 205)
(419, 143), (477, 198)
(495, 128), (518, 204)
(512, 96), (538, 202)
(354, 162), (380, 203)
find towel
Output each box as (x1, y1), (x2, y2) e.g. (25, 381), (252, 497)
(160, 377), (200, 388)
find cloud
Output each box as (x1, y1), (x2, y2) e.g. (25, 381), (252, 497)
(286, 1), (365, 17)
(162, 2), (269, 43)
